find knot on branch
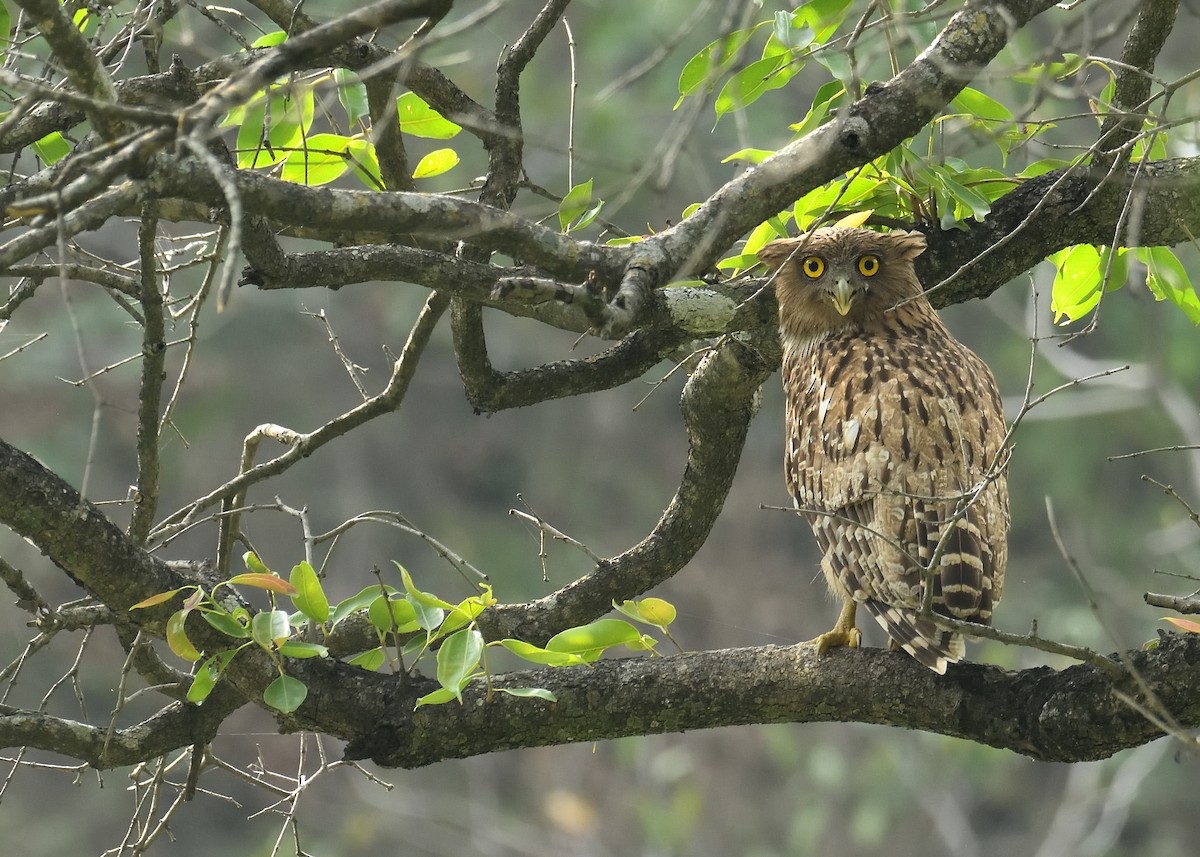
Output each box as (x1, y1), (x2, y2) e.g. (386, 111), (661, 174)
(837, 116), (869, 153)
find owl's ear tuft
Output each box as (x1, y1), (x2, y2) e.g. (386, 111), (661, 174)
(886, 229), (927, 262)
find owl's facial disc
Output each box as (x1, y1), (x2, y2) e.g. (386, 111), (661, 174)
(829, 276), (856, 316)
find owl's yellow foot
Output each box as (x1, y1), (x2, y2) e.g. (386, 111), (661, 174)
(806, 598), (861, 656)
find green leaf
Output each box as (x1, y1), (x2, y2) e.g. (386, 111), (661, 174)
(1017, 158), (1073, 179)
(400, 634), (428, 663)
(1049, 245), (1104, 323)
(800, 0), (854, 43)
(393, 561), (451, 607)
(243, 551), (270, 575)
(332, 586), (390, 626)
(794, 173), (883, 230)
(167, 609), (203, 662)
(412, 148), (459, 179)
(348, 647), (386, 671)
(1140, 247), (1200, 324)
(187, 650), (238, 705)
(335, 68), (369, 126)
(934, 170), (992, 225)
(546, 618), (642, 661)
(367, 594), (420, 634)
(263, 674), (307, 713)
(201, 608), (251, 639)
(396, 564), (454, 609)
(676, 27), (760, 105)
(742, 216), (791, 261)
(0, 4), (10, 45)
(1132, 126), (1168, 162)
(187, 660), (220, 704)
(436, 629), (484, 700)
(279, 133), (351, 186)
(235, 85), (314, 168)
(716, 253), (763, 271)
(439, 594), (491, 636)
(368, 594), (392, 633)
(614, 597), (677, 629)
(951, 87), (1014, 125)
(715, 54), (792, 118)
(250, 30), (287, 48)
(289, 561), (329, 623)
(771, 14), (815, 52)
(559, 179), (593, 231)
(396, 92), (462, 139)
(1012, 53), (1084, 84)
(498, 687), (557, 702)
(250, 609), (291, 650)
(812, 48), (852, 87)
(278, 641), (329, 659)
(409, 597), (445, 632)
(32, 132), (71, 165)
(625, 633), (660, 653)
(344, 137), (383, 189)
(415, 687), (459, 708)
(721, 148), (775, 165)
(790, 80), (846, 138)
(495, 638), (587, 667)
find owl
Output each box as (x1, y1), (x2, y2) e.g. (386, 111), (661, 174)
(759, 227), (1009, 673)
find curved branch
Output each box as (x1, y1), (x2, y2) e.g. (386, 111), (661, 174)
(450, 302), (692, 413)
(478, 337), (774, 644)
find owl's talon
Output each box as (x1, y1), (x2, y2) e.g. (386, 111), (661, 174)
(809, 626), (861, 657)
(805, 598), (860, 657)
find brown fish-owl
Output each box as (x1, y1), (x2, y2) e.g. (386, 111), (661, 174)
(760, 227), (1009, 673)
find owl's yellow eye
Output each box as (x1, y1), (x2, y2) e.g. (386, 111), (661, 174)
(801, 257), (825, 278)
(858, 255), (880, 277)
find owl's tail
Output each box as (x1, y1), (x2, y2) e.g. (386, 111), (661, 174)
(861, 600), (965, 674)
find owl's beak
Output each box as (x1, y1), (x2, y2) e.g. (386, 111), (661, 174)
(829, 278), (856, 316)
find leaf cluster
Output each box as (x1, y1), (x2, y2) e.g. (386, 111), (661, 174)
(133, 554), (680, 714)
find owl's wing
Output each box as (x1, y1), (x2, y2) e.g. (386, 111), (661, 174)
(788, 336), (1008, 671)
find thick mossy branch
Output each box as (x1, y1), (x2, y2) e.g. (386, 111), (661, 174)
(347, 633), (1200, 768)
(918, 157), (1200, 306)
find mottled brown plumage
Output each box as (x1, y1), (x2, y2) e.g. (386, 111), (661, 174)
(761, 227), (1009, 673)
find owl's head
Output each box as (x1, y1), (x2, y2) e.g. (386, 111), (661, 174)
(759, 227), (928, 340)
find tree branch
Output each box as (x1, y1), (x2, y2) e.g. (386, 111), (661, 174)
(346, 632), (1200, 769)
(1095, 0), (1181, 169)
(478, 337), (774, 644)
